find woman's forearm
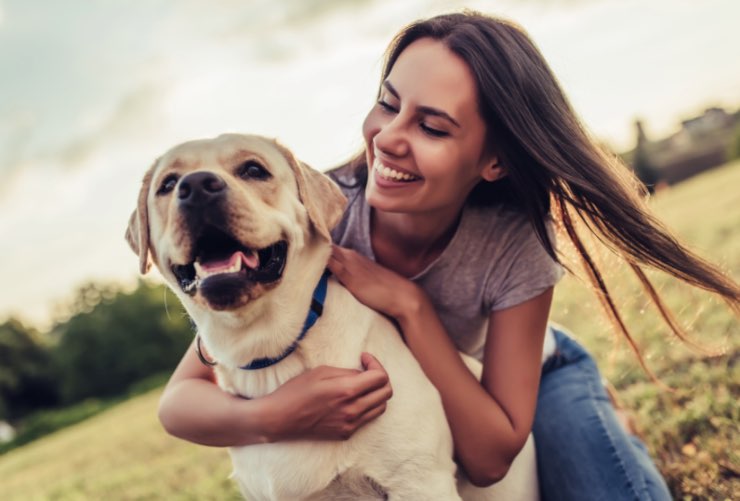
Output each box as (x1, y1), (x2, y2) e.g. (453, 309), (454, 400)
(158, 377), (274, 447)
(397, 297), (530, 486)
(158, 342), (392, 447)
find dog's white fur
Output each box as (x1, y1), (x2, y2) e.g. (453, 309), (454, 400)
(126, 134), (539, 500)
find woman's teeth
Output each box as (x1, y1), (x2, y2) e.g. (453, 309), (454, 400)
(374, 161), (419, 182)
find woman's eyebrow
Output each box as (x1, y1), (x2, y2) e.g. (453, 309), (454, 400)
(383, 80), (461, 128)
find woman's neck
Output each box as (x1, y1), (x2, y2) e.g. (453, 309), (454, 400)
(370, 205), (464, 278)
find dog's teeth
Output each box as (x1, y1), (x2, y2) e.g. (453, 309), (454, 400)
(194, 252), (246, 279)
(194, 261), (205, 279)
(227, 258), (241, 273)
(183, 279), (199, 292)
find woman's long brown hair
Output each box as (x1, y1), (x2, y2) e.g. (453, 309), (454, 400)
(330, 11), (740, 378)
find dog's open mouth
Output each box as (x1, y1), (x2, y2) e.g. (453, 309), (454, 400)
(171, 227), (288, 296)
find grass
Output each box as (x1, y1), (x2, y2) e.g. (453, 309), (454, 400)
(0, 373), (171, 456)
(550, 160), (740, 499)
(1, 161), (738, 500)
(0, 390), (240, 500)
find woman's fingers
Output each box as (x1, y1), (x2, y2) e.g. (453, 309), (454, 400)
(350, 399), (388, 432)
(330, 246), (411, 317)
(360, 352), (383, 371)
(349, 381), (393, 419)
(330, 243), (350, 261)
(313, 364), (362, 380)
(319, 355), (392, 436)
(329, 245), (372, 283)
(331, 355), (390, 401)
(327, 247), (350, 282)
(342, 355), (393, 432)
(334, 370), (392, 439)
(271, 354), (392, 441)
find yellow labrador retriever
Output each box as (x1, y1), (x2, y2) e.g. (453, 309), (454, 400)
(125, 134), (538, 500)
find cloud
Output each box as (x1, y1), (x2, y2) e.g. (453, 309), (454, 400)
(54, 83), (167, 170)
(0, 82), (166, 207)
(0, 112), (36, 198)
(155, 0), (380, 64)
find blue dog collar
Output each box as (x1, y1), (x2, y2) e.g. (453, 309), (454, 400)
(238, 269), (330, 371)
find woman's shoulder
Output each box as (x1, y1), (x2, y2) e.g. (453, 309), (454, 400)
(462, 205), (564, 311)
(460, 204), (560, 271)
(463, 203), (537, 244)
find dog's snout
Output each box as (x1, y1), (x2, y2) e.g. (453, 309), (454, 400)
(178, 171), (226, 207)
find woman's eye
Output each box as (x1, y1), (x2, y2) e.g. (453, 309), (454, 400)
(157, 174), (179, 195)
(378, 100), (398, 113)
(420, 123), (449, 138)
(237, 161), (271, 180)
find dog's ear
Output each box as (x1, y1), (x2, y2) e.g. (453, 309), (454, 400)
(275, 141), (347, 241)
(297, 163), (347, 240)
(125, 164), (155, 274)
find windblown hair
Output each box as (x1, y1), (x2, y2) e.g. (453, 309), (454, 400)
(330, 11), (740, 377)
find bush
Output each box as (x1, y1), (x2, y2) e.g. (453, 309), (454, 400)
(51, 281), (193, 405)
(728, 122), (740, 161)
(0, 320), (58, 420)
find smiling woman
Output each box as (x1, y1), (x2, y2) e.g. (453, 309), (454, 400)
(322, 11), (740, 500)
(362, 38), (505, 275)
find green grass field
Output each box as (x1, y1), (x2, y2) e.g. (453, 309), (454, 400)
(2, 161), (738, 500)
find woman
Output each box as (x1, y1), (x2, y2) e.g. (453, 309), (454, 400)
(159, 12), (739, 500)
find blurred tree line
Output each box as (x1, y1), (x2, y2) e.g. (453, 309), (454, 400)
(0, 281), (193, 423)
(729, 122), (740, 161)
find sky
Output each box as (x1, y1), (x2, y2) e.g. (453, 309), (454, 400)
(1, 0), (739, 329)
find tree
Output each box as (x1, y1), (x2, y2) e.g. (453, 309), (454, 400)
(631, 119), (660, 193)
(52, 281), (193, 404)
(728, 122), (740, 161)
(0, 319), (58, 420)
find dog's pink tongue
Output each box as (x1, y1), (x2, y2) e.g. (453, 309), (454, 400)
(200, 251), (259, 272)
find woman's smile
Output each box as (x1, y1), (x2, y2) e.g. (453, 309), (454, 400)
(372, 157), (422, 187)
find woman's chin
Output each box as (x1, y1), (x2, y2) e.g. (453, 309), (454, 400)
(365, 180), (409, 212)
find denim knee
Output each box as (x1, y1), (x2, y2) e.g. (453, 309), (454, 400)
(534, 327), (671, 501)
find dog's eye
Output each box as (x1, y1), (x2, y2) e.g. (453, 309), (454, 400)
(237, 161), (271, 181)
(157, 174), (179, 195)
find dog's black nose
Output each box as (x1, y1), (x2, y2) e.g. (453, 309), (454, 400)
(178, 171), (226, 207)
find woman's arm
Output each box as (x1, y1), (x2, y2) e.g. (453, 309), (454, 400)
(329, 246), (551, 486)
(158, 339), (393, 446)
(402, 290), (551, 485)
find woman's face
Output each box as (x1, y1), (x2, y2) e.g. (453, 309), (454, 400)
(362, 37), (501, 216)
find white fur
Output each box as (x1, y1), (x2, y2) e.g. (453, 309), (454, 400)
(138, 134), (539, 500)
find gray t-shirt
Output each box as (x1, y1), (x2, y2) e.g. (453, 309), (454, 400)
(331, 182), (564, 362)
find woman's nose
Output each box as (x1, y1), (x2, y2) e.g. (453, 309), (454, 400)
(373, 117), (409, 158)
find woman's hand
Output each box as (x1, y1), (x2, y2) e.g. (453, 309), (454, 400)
(264, 352), (393, 441)
(328, 245), (426, 321)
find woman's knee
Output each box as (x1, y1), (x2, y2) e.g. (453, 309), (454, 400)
(534, 329), (670, 500)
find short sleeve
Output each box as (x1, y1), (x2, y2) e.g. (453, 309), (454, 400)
(329, 178), (361, 244)
(486, 219), (564, 312)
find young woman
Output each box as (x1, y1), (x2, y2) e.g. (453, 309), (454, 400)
(158, 12), (739, 500)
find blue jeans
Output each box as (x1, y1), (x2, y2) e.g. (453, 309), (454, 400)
(533, 327), (671, 501)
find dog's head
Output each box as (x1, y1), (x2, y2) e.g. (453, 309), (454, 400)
(125, 134), (346, 313)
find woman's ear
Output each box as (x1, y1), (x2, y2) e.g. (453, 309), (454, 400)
(481, 157), (506, 182)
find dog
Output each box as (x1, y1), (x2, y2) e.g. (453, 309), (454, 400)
(126, 134), (539, 500)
